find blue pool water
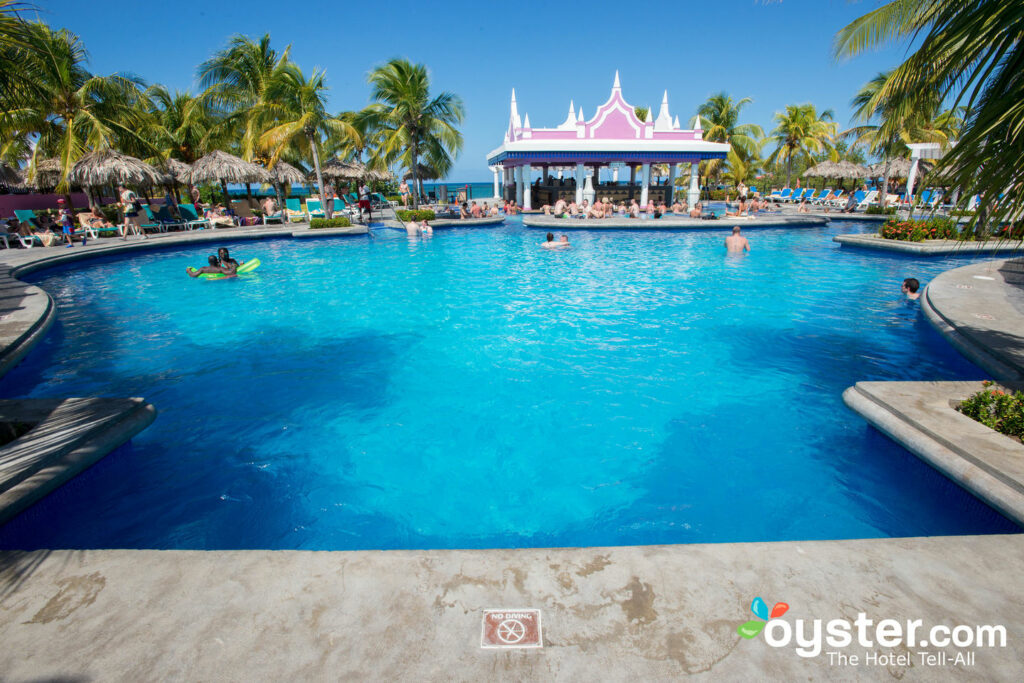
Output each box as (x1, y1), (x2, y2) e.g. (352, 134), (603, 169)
(0, 218), (1018, 550)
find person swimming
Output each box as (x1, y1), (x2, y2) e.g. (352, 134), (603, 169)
(541, 232), (569, 249)
(217, 247), (243, 269)
(725, 226), (751, 253)
(188, 255), (237, 277)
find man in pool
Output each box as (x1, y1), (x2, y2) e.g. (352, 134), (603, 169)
(541, 232), (567, 249)
(725, 226), (750, 253)
(902, 277), (921, 300)
(188, 255), (237, 277)
(218, 247), (243, 269)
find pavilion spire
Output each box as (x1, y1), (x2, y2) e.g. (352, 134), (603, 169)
(558, 100), (576, 129)
(612, 70), (621, 91)
(654, 90), (673, 131)
(510, 89), (521, 129)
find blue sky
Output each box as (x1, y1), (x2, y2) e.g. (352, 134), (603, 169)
(36, 0), (911, 181)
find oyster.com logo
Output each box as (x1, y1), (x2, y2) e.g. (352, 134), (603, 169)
(738, 596), (789, 639)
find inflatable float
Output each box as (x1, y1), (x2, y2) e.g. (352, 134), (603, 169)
(188, 258), (261, 280)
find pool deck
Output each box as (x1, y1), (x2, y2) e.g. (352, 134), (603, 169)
(1, 221), (1024, 679)
(834, 233), (1024, 256)
(923, 258), (1024, 381)
(2, 535), (1024, 680)
(0, 398), (156, 525)
(523, 214), (828, 230)
(844, 381), (1024, 527)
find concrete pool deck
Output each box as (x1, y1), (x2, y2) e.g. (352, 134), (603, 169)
(2, 535), (1024, 680)
(0, 220), (1023, 679)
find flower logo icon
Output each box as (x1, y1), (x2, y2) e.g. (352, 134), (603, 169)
(737, 596), (789, 639)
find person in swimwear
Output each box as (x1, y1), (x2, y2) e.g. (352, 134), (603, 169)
(188, 255), (237, 277)
(725, 226), (750, 253)
(218, 247), (243, 269)
(541, 232), (564, 249)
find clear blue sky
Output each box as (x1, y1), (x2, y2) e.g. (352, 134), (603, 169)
(37, 0), (910, 181)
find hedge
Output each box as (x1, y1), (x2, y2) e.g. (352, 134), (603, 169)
(309, 217), (352, 229)
(396, 209), (436, 222)
(879, 217), (962, 242)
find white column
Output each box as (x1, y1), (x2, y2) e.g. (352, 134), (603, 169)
(906, 155), (921, 203)
(492, 166), (500, 199)
(640, 163), (651, 206)
(515, 166), (524, 206)
(612, 165), (619, 182)
(667, 163), (677, 203)
(687, 162), (700, 206)
(575, 163), (584, 204)
(523, 164), (532, 210)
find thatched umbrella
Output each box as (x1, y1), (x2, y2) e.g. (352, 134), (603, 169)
(185, 150), (270, 205)
(68, 150), (165, 209)
(802, 161), (839, 179)
(319, 159), (366, 183)
(0, 161), (18, 186)
(29, 158), (64, 191)
(265, 161), (306, 210)
(154, 158), (192, 202)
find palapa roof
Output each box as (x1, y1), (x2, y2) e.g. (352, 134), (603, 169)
(30, 158), (64, 189)
(185, 150), (270, 185)
(68, 150), (165, 188)
(266, 161), (306, 185)
(158, 158), (193, 182)
(867, 157), (930, 179)
(404, 163), (439, 181)
(317, 159), (367, 181)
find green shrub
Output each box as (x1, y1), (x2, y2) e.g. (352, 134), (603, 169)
(309, 217), (352, 229)
(396, 209), (436, 222)
(958, 382), (1024, 439)
(864, 206), (897, 215)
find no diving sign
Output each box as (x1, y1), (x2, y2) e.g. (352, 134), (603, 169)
(481, 609), (543, 649)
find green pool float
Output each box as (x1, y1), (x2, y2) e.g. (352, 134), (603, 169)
(188, 258), (261, 280)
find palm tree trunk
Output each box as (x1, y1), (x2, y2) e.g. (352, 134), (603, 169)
(411, 141), (420, 210)
(880, 160), (889, 209)
(220, 179), (230, 205)
(274, 183), (284, 216)
(308, 132), (326, 219)
(785, 155), (793, 189)
(246, 183), (253, 205)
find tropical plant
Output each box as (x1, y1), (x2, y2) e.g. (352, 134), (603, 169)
(197, 33), (288, 162)
(690, 93), (764, 186)
(722, 148), (752, 186)
(256, 62), (359, 204)
(766, 104), (838, 188)
(0, 1), (35, 108)
(133, 85), (218, 167)
(844, 71), (962, 205)
(634, 106), (650, 122)
(835, 0), (1024, 231)
(6, 21), (146, 192)
(362, 58), (464, 208)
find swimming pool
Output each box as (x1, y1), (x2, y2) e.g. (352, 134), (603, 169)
(0, 218), (1018, 549)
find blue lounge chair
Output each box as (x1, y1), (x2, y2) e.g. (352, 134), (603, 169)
(773, 189), (792, 203)
(813, 189), (832, 204)
(178, 203), (211, 230)
(285, 198), (307, 222)
(155, 205), (187, 231)
(306, 199), (326, 219)
(826, 189), (846, 207)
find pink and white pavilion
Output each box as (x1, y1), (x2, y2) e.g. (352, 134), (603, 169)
(486, 72), (729, 210)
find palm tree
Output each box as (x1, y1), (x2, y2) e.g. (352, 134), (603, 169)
(722, 148), (752, 187)
(766, 104), (838, 188)
(835, 0), (1024, 227)
(197, 33), (288, 163)
(0, 0), (36, 108)
(7, 22), (146, 196)
(690, 93), (764, 186)
(843, 71), (961, 206)
(256, 62), (359, 206)
(363, 58), (464, 208)
(143, 85), (216, 164)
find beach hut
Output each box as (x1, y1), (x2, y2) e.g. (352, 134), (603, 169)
(68, 150), (165, 210)
(266, 160), (306, 210)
